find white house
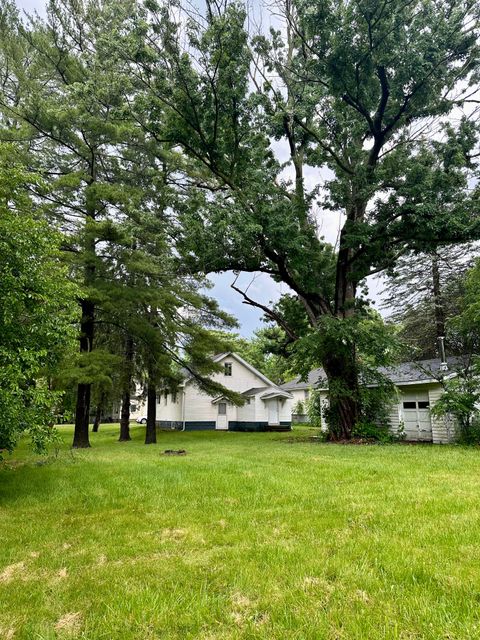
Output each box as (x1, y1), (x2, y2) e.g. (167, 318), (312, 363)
(281, 357), (468, 443)
(141, 352), (293, 432)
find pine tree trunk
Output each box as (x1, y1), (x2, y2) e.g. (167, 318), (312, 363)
(73, 298), (94, 448)
(73, 158), (97, 449)
(119, 391), (132, 441)
(119, 337), (134, 441)
(145, 381), (157, 444)
(92, 398), (103, 433)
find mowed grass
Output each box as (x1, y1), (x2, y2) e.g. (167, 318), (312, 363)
(2, 427), (480, 639)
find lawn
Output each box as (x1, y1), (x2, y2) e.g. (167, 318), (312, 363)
(2, 426), (480, 639)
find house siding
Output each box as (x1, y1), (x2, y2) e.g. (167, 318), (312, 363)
(125, 353), (293, 431)
(428, 385), (456, 443)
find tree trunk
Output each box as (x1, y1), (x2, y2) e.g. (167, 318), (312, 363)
(119, 336), (134, 442)
(323, 349), (359, 440)
(119, 391), (132, 441)
(73, 160), (97, 449)
(145, 381), (157, 444)
(92, 397), (103, 433)
(73, 298), (94, 448)
(325, 216), (361, 439)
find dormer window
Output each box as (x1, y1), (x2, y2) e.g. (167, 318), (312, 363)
(224, 362), (232, 376)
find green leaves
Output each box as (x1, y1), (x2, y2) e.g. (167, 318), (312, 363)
(0, 144), (78, 455)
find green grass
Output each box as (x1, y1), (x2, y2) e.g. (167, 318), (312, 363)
(2, 425), (480, 639)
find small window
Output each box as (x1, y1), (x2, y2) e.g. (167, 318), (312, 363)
(403, 401), (416, 409)
(131, 404), (137, 412)
(172, 392), (177, 404)
(245, 398), (250, 405)
(224, 363), (232, 376)
(218, 402), (227, 415)
(304, 390), (310, 400)
(164, 391), (168, 404)
(156, 395), (161, 404)
(418, 401), (430, 409)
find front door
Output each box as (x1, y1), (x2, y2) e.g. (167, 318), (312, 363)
(402, 392), (432, 441)
(267, 399), (279, 425)
(216, 402), (228, 430)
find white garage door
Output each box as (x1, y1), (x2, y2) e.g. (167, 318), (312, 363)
(401, 392), (432, 441)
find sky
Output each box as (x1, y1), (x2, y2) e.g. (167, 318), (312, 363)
(14, 0), (387, 337)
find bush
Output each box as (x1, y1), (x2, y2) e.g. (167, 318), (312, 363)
(306, 389), (323, 429)
(292, 400), (305, 415)
(352, 421), (397, 443)
(456, 417), (480, 445)
(431, 362), (480, 444)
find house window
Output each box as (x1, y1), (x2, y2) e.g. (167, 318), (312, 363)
(403, 401), (416, 409)
(218, 402), (227, 415)
(164, 391), (168, 404)
(224, 363), (232, 376)
(156, 395), (161, 404)
(304, 390), (310, 400)
(418, 401), (430, 409)
(172, 392), (177, 403)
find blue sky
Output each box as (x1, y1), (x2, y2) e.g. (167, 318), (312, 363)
(15, 0), (386, 337)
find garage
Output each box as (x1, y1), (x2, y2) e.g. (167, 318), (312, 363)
(400, 391), (433, 442)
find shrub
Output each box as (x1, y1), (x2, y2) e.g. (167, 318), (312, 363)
(292, 400), (305, 415)
(306, 389), (323, 429)
(352, 420), (398, 443)
(431, 360), (480, 444)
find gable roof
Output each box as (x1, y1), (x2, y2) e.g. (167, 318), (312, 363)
(280, 356), (471, 391)
(242, 387), (268, 396)
(211, 352), (279, 388)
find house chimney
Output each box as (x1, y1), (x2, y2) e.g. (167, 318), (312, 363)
(438, 336), (448, 371)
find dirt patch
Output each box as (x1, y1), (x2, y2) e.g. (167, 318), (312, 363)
(230, 592), (253, 626)
(0, 628), (15, 640)
(160, 528), (188, 542)
(163, 449), (187, 456)
(54, 612), (82, 636)
(302, 576), (322, 588)
(57, 568), (68, 579)
(0, 562), (25, 584)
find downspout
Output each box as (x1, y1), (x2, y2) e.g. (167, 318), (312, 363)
(181, 387), (186, 431)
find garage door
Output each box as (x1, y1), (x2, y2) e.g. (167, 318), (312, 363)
(401, 392), (432, 442)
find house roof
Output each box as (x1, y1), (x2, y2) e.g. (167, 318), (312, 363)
(242, 387), (268, 396)
(260, 389), (293, 400)
(280, 356), (471, 391)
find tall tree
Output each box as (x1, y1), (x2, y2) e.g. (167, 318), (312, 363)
(383, 245), (477, 358)
(0, 143), (77, 455)
(0, 0), (143, 447)
(134, 0), (480, 438)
